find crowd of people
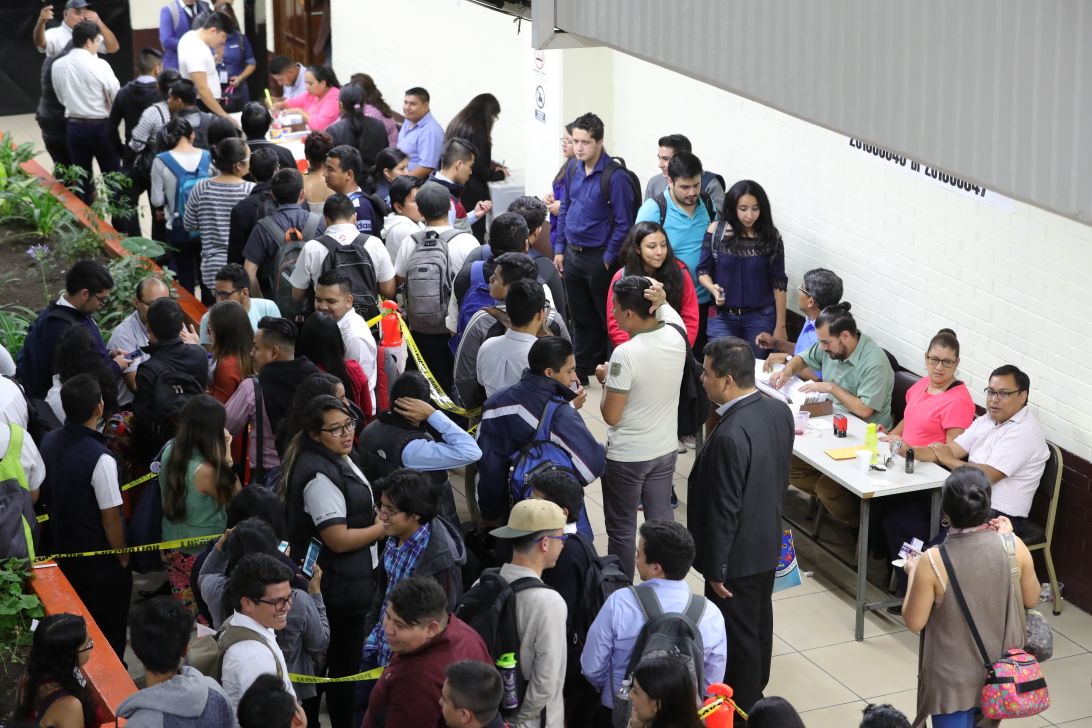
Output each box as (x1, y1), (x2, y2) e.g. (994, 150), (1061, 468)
(4, 3), (1056, 727)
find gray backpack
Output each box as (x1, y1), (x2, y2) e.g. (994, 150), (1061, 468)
(0, 425), (39, 561)
(404, 228), (461, 335)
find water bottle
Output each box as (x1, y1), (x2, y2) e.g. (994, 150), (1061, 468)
(864, 423), (878, 466)
(905, 446), (915, 474)
(270, 112), (283, 140)
(496, 653), (519, 710)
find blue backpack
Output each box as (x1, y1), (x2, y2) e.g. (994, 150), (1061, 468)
(157, 150), (211, 241)
(450, 259), (497, 353)
(507, 399), (579, 508)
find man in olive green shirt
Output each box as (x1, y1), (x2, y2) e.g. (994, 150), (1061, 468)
(769, 302), (894, 525)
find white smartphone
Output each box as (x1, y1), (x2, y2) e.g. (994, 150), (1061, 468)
(302, 538), (322, 578)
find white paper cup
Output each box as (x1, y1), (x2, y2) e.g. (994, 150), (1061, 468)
(854, 451), (872, 472)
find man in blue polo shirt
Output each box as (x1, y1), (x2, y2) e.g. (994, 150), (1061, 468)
(757, 267), (843, 380)
(553, 112), (639, 383)
(635, 151), (715, 354)
(397, 87), (444, 179)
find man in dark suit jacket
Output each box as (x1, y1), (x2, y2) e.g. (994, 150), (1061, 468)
(687, 336), (794, 717)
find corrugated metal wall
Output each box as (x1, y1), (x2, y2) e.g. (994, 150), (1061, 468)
(548, 0), (1092, 226)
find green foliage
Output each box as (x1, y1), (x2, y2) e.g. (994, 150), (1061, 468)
(95, 238), (176, 331)
(0, 177), (72, 238)
(56, 227), (105, 264)
(0, 304), (36, 355)
(0, 558), (44, 664)
(0, 137), (36, 183)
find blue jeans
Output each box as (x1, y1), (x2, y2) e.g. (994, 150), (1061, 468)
(706, 304), (776, 358)
(931, 709), (977, 728)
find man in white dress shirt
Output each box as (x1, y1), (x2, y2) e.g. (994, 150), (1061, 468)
(476, 279), (548, 399)
(221, 553), (296, 710)
(51, 20), (121, 202)
(34, 0), (119, 58)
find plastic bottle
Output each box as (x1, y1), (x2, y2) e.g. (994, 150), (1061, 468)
(380, 300), (402, 346)
(496, 653), (519, 710)
(905, 446), (915, 474)
(270, 112), (283, 140)
(864, 423), (879, 465)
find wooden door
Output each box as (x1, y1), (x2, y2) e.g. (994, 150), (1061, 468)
(271, 0), (327, 65)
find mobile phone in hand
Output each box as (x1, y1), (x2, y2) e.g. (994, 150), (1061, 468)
(301, 537), (322, 577)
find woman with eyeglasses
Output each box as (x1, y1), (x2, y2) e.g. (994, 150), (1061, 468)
(160, 394), (241, 618)
(282, 394), (384, 728)
(879, 329), (976, 597)
(16, 613), (100, 728)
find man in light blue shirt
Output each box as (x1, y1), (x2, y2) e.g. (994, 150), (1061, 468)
(635, 151), (715, 351)
(581, 521), (726, 712)
(756, 267), (843, 380)
(397, 87), (445, 178)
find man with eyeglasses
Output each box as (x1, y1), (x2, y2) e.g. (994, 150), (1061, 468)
(758, 268), (844, 378)
(913, 364), (1049, 529)
(198, 263), (281, 346)
(108, 276), (177, 406)
(221, 552), (296, 711)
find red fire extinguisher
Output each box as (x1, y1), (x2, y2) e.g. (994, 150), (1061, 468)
(700, 683), (736, 728)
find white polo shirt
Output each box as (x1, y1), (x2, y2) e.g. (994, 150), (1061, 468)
(955, 406), (1050, 517)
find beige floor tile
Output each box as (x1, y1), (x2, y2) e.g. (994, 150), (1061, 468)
(765, 653), (858, 712)
(1002, 716), (1055, 728)
(797, 700), (869, 728)
(772, 587), (906, 651)
(1056, 719), (1092, 728)
(770, 633), (794, 657)
(1039, 653), (1092, 724)
(1048, 628), (1089, 661)
(803, 631), (920, 698)
(1037, 602), (1092, 651)
(771, 562), (844, 601)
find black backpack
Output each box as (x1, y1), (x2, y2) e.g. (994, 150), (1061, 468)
(130, 104), (169, 194)
(668, 323), (710, 438)
(318, 233), (381, 321)
(150, 370), (205, 442)
(455, 568), (551, 719)
(653, 190), (716, 226)
(3, 375), (61, 447)
(15, 304), (82, 399)
(566, 156), (641, 223)
(612, 586), (708, 728)
(570, 533), (630, 642)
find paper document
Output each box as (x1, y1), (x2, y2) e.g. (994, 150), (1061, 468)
(756, 374), (829, 405)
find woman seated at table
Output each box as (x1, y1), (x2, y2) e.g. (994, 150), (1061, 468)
(274, 65), (341, 132)
(880, 328), (976, 594)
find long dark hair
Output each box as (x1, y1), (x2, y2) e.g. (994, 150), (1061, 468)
(208, 300), (254, 377)
(632, 655), (703, 728)
(749, 697), (807, 728)
(279, 395), (354, 496)
(722, 179), (780, 252)
(552, 122), (575, 186)
(446, 93), (501, 145)
(337, 84), (369, 141)
(620, 221), (685, 313)
(368, 146), (407, 191)
(308, 65), (340, 91)
(275, 371), (343, 455)
(163, 395), (236, 522)
(16, 613), (96, 726)
(55, 325), (118, 417)
(350, 73), (394, 118)
(296, 313), (352, 400)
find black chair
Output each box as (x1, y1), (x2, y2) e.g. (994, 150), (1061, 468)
(890, 370), (921, 430)
(1019, 442), (1063, 614)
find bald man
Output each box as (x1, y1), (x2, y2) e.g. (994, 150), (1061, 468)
(108, 276), (193, 405)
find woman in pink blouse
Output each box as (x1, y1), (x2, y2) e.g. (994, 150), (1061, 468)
(881, 328), (977, 598)
(275, 65), (341, 132)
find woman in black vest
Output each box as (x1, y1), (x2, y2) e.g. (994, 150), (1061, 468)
(282, 395), (384, 728)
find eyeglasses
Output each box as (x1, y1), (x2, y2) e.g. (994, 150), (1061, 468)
(926, 356), (957, 369)
(320, 420), (357, 438)
(212, 287), (246, 300)
(559, 137), (573, 146)
(92, 292), (109, 305)
(797, 285), (813, 298)
(256, 592), (296, 610)
(78, 638), (94, 653)
(374, 503), (403, 519)
(537, 534), (569, 545)
(984, 388), (1023, 400)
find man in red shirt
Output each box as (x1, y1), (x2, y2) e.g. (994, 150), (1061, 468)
(363, 576), (492, 728)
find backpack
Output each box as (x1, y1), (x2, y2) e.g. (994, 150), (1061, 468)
(507, 399), (580, 509)
(318, 233), (380, 321)
(456, 259), (495, 337)
(188, 622), (285, 681)
(261, 212), (323, 314)
(668, 323), (709, 438)
(130, 105), (168, 193)
(150, 370), (206, 443)
(0, 426), (39, 561)
(3, 375), (61, 447)
(653, 190), (716, 226)
(455, 568), (551, 719)
(349, 190), (388, 234)
(403, 228), (461, 335)
(567, 156), (641, 222)
(613, 586), (708, 728)
(157, 150), (212, 241)
(570, 533), (630, 643)
(15, 304), (82, 400)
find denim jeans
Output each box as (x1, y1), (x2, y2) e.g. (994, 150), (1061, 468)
(931, 709), (977, 728)
(706, 304), (776, 358)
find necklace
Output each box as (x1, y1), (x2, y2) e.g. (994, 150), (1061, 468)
(948, 524), (991, 535)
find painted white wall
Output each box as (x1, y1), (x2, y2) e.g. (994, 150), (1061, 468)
(331, 0), (1092, 458)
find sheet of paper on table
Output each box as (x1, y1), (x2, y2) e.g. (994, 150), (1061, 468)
(755, 373), (829, 406)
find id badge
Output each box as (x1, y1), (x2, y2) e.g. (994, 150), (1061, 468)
(219, 68), (229, 85)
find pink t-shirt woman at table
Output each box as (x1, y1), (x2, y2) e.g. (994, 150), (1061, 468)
(900, 377), (976, 446)
(285, 86), (341, 132)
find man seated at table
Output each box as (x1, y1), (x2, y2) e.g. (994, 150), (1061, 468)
(757, 267), (843, 379)
(769, 302), (894, 526)
(912, 364), (1049, 530)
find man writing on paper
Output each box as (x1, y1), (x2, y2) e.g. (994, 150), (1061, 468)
(769, 302), (893, 526)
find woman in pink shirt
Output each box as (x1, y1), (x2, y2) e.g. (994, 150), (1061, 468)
(276, 65), (341, 132)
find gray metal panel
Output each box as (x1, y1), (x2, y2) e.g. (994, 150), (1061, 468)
(549, 0), (1092, 226)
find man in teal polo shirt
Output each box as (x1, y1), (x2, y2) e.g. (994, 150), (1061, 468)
(770, 302), (894, 525)
(634, 151), (715, 353)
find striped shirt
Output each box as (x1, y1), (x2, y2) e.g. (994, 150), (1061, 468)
(183, 179), (254, 290)
(129, 101), (170, 152)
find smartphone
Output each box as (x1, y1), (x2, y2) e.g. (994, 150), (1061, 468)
(301, 537), (322, 578)
(277, 540), (289, 555)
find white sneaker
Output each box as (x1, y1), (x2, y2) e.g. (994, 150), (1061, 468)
(677, 439), (687, 454)
(680, 435), (696, 450)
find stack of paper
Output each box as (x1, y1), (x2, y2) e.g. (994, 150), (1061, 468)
(756, 374), (829, 406)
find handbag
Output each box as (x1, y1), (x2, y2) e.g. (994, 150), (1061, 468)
(939, 544), (1050, 720)
(773, 529), (802, 593)
(1000, 532), (1053, 661)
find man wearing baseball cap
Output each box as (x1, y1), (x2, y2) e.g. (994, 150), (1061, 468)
(34, 0), (119, 58)
(488, 500), (568, 728)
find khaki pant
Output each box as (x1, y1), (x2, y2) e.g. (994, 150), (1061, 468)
(790, 455), (860, 526)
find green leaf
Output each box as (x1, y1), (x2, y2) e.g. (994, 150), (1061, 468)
(122, 237), (169, 259)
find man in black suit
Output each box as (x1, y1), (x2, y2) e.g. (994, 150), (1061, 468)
(687, 336), (794, 717)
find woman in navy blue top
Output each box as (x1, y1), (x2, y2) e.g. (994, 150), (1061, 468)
(697, 179), (787, 358)
(214, 3), (256, 112)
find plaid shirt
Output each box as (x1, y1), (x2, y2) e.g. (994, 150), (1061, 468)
(363, 522), (432, 666)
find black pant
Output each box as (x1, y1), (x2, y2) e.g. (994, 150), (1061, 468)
(563, 247), (613, 377)
(37, 116), (71, 168)
(59, 555), (132, 660)
(408, 330), (456, 396)
(693, 298), (711, 359)
(325, 611), (370, 728)
(705, 570), (775, 720)
(66, 119), (122, 204)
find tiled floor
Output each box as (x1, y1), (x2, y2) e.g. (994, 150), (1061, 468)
(6, 110), (1090, 727)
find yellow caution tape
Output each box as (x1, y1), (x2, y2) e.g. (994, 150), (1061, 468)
(121, 471), (158, 492)
(696, 695), (748, 721)
(33, 534), (220, 563)
(36, 514), (49, 524)
(366, 313), (384, 328)
(288, 666), (384, 684)
(396, 318), (481, 420)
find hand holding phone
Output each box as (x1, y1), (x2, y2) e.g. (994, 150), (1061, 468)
(301, 537), (322, 578)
